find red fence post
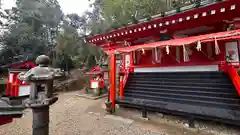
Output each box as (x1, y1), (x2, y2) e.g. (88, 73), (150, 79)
(14, 74), (20, 97)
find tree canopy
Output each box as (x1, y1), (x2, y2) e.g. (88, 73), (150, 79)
(0, 0), (197, 68)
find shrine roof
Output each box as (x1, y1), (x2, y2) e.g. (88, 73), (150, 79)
(86, 0), (239, 46)
(113, 29), (240, 54)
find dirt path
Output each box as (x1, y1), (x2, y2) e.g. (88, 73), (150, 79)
(0, 91), (237, 135)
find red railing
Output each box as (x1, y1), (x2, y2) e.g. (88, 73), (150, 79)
(0, 117), (13, 126)
(123, 68), (130, 88)
(229, 62), (240, 70)
(219, 61), (240, 96)
(119, 68), (130, 98)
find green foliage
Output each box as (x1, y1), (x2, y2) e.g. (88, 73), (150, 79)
(1, 0), (63, 64)
(97, 0), (168, 31)
(0, 0), (199, 69)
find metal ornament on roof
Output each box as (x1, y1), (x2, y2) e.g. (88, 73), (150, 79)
(124, 40), (131, 46)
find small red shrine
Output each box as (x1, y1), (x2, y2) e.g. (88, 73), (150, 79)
(87, 66), (104, 89)
(86, 0), (240, 125)
(2, 60), (36, 97)
(0, 60), (34, 126)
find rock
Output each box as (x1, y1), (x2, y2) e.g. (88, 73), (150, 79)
(101, 103), (106, 109)
(184, 123), (189, 128)
(156, 113), (164, 118)
(140, 117), (149, 121)
(53, 68), (88, 91)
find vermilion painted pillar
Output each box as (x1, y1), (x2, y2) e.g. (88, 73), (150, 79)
(6, 72), (11, 96)
(119, 54), (125, 98)
(130, 52), (134, 72)
(11, 73), (17, 96)
(119, 75), (123, 98)
(14, 76), (20, 96)
(110, 53), (116, 109)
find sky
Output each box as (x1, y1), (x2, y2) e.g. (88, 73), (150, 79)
(59, 0), (92, 15)
(1, 0), (92, 15)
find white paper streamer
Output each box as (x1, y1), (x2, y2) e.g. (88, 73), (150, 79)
(142, 48), (145, 54)
(9, 73), (13, 83)
(214, 37), (221, 55)
(166, 45), (170, 54)
(196, 40), (201, 51)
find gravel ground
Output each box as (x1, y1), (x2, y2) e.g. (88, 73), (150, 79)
(0, 91), (238, 135)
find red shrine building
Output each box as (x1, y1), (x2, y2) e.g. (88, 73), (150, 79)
(86, 0), (240, 125)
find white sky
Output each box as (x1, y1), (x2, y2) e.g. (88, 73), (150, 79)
(1, 0), (92, 15)
(59, 0), (92, 15)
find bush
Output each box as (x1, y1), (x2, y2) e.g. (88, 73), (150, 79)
(0, 81), (6, 94)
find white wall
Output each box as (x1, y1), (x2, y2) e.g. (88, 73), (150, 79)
(225, 41), (239, 63)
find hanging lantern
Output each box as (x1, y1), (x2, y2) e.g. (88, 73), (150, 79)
(196, 40), (201, 51)
(176, 47), (181, 63)
(214, 37), (221, 55)
(166, 45), (170, 54)
(207, 42), (213, 58)
(186, 46), (193, 55)
(152, 47), (162, 64)
(155, 48), (158, 60)
(152, 49), (156, 64)
(183, 45), (190, 62)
